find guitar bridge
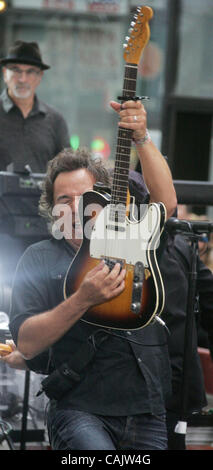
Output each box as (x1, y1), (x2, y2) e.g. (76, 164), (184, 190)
(131, 262), (145, 314)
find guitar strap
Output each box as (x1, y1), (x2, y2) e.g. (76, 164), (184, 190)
(37, 331), (109, 400)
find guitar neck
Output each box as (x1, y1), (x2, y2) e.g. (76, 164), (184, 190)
(110, 63), (138, 222)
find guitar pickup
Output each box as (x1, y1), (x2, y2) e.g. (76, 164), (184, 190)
(102, 257), (125, 273)
(131, 261), (145, 314)
(106, 224), (125, 232)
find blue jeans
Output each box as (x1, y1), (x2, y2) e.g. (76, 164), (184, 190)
(47, 407), (168, 450)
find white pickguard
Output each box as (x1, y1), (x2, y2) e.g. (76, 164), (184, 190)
(89, 203), (162, 266)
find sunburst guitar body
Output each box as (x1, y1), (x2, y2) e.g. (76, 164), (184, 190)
(64, 189), (166, 330)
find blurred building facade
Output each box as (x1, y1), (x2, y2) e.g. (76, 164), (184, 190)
(0, 0), (211, 179)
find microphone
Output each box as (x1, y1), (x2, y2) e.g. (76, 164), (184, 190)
(165, 217), (213, 234)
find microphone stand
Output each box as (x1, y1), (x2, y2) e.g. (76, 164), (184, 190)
(165, 217), (213, 449)
(174, 231), (199, 449)
(20, 370), (31, 450)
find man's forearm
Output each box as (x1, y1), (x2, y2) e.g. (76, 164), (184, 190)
(136, 141), (177, 218)
(17, 291), (89, 360)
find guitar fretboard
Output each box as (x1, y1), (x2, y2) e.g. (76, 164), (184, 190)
(110, 63), (138, 224)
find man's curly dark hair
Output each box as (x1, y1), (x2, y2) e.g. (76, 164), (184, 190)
(39, 147), (110, 222)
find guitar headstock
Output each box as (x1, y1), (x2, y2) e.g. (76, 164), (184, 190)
(123, 6), (153, 64)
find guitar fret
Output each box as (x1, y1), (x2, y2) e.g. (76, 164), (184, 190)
(117, 142), (131, 147)
(122, 91), (136, 96)
(112, 185), (127, 191)
(124, 69), (137, 75)
(112, 186), (128, 193)
(111, 196), (127, 203)
(123, 73), (137, 81)
(124, 78), (137, 83)
(118, 128), (132, 134)
(116, 150), (131, 155)
(110, 200), (127, 206)
(114, 166), (129, 173)
(112, 189), (128, 196)
(112, 193), (128, 200)
(113, 172), (128, 179)
(112, 191), (127, 197)
(112, 176), (128, 185)
(112, 180), (128, 186)
(117, 137), (132, 143)
(113, 173), (129, 180)
(113, 173), (128, 179)
(125, 63), (138, 68)
(123, 84), (137, 92)
(114, 167), (129, 171)
(112, 187), (128, 194)
(117, 139), (131, 144)
(123, 78), (137, 84)
(115, 158), (129, 165)
(118, 130), (132, 138)
(111, 192), (126, 198)
(114, 160), (129, 165)
(113, 163), (129, 172)
(115, 152), (130, 158)
(116, 149), (131, 154)
(111, 196), (128, 203)
(112, 184), (128, 190)
(117, 146), (131, 151)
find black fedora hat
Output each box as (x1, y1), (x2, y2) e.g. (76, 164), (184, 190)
(0, 40), (50, 70)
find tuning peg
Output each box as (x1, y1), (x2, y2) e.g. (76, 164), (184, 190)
(123, 43), (128, 49)
(125, 36), (130, 42)
(130, 21), (136, 27)
(136, 7), (143, 14)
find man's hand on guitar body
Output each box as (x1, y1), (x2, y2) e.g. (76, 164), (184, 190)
(77, 260), (126, 309)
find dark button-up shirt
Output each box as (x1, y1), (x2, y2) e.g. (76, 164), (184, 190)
(9, 237), (171, 417)
(0, 89), (70, 172)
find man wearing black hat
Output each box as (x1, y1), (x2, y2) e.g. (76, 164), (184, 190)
(0, 40), (70, 173)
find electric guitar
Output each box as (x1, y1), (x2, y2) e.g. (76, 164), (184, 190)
(64, 6), (166, 330)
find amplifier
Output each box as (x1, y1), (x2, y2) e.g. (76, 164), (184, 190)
(0, 171), (48, 238)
